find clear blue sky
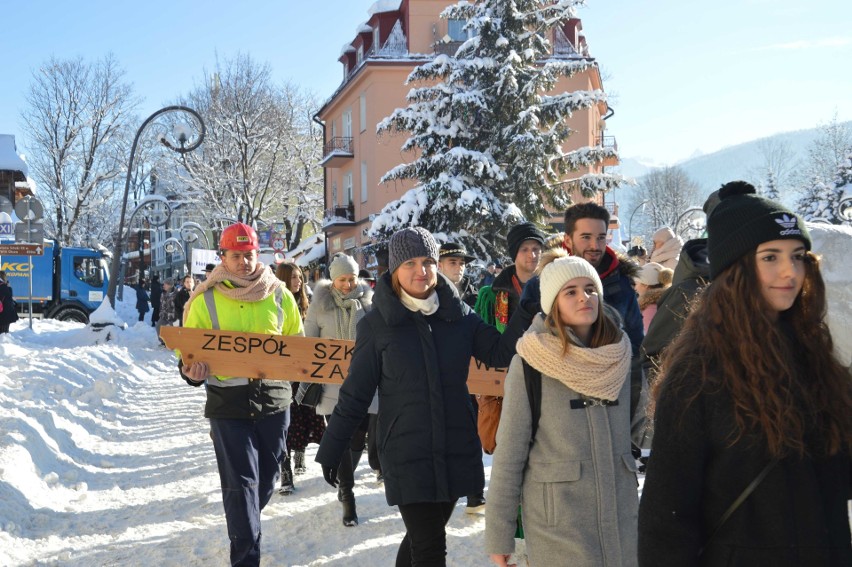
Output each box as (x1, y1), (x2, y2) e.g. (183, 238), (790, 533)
(1, 0), (849, 165)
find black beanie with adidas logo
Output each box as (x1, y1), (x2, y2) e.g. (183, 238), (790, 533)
(706, 180), (811, 279)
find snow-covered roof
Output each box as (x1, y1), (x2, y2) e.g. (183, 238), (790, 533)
(368, 0), (401, 15)
(340, 43), (356, 56)
(357, 22), (373, 33)
(0, 134), (28, 175)
(283, 233), (326, 267)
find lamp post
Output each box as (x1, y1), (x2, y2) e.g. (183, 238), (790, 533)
(106, 106), (205, 306)
(675, 206), (705, 239)
(628, 200), (649, 241)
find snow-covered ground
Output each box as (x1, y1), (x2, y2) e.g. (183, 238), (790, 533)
(0, 289), (499, 566)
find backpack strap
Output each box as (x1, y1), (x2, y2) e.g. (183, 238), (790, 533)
(522, 360), (542, 445)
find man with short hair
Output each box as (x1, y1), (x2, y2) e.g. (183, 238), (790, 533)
(562, 203), (644, 431)
(179, 222), (303, 567)
(473, 224), (546, 459)
(438, 242), (478, 307)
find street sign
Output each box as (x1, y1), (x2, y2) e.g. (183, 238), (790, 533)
(14, 197), (44, 221)
(271, 237), (286, 252)
(0, 196), (12, 215)
(0, 242), (44, 256)
(15, 222), (44, 243)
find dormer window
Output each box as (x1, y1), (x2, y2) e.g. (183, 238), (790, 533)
(373, 26), (380, 51)
(343, 62), (349, 78)
(357, 45), (364, 64)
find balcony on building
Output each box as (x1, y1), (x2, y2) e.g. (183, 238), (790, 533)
(596, 135), (619, 167)
(322, 203), (356, 229)
(320, 137), (354, 168)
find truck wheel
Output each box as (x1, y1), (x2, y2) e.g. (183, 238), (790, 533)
(55, 307), (89, 324)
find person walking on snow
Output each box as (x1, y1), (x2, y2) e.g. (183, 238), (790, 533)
(178, 222), (303, 567)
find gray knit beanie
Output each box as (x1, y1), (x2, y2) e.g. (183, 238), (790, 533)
(388, 227), (440, 274)
(329, 253), (359, 280)
(540, 256), (604, 314)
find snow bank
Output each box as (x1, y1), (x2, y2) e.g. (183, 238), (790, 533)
(807, 223), (852, 368)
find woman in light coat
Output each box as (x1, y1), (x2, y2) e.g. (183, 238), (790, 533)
(301, 253), (373, 526)
(649, 226), (683, 270)
(486, 250), (638, 567)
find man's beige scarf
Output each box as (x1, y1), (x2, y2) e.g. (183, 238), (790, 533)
(516, 329), (631, 401)
(182, 263), (281, 324)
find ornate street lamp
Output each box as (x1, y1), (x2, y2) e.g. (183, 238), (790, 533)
(106, 106), (205, 306)
(627, 200), (649, 241)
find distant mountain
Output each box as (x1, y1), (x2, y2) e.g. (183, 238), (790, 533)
(616, 121), (851, 207)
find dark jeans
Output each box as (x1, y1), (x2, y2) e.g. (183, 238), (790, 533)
(210, 410), (288, 567)
(395, 500), (457, 567)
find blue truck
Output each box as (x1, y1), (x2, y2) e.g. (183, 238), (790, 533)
(0, 240), (109, 323)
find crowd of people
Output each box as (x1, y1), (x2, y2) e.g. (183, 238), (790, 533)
(166, 180), (850, 567)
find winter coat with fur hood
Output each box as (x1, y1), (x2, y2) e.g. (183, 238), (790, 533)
(303, 279), (373, 416)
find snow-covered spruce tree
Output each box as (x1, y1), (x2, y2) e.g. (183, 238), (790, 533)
(370, 0), (619, 258)
(796, 175), (841, 224)
(761, 170), (780, 201)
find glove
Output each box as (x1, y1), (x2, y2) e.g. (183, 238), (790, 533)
(322, 464), (339, 488)
(519, 275), (542, 316)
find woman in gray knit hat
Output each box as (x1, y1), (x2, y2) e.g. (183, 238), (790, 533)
(299, 252), (373, 526)
(639, 181), (852, 565)
(317, 226), (536, 566)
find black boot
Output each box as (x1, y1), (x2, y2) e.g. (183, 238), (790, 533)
(293, 450), (306, 475)
(339, 490), (358, 527)
(279, 455), (294, 495)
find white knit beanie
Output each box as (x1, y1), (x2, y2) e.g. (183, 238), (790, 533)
(540, 256), (604, 314)
(329, 253), (359, 280)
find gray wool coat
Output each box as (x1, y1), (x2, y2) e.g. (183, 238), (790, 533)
(485, 317), (639, 567)
(303, 279), (375, 416)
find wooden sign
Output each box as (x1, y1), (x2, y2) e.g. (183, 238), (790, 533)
(160, 326), (508, 396)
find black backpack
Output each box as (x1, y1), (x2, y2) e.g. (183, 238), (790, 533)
(522, 360), (542, 445)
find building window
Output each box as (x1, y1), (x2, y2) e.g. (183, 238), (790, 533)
(360, 161), (368, 203)
(343, 62), (348, 78)
(357, 45), (364, 64)
(332, 181), (338, 208)
(360, 95), (367, 133)
(448, 19), (468, 41)
(342, 110), (352, 139)
(344, 173), (353, 205)
(373, 26), (380, 51)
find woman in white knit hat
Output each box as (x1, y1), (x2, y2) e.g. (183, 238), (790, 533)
(485, 248), (638, 567)
(633, 262), (674, 333)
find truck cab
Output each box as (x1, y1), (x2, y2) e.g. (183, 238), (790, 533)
(1, 240), (109, 323)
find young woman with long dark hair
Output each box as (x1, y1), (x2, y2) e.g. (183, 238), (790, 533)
(638, 182), (852, 566)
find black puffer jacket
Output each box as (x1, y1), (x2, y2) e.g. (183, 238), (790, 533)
(316, 272), (532, 506)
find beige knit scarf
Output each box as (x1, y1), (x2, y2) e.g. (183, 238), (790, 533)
(516, 329), (631, 401)
(182, 263), (281, 324)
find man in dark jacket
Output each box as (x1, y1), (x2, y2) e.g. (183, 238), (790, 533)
(640, 238), (710, 382)
(561, 203), (645, 440)
(132, 281), (150, 322)
(149, 275), (162, 327)
(438, 242), (478, 307)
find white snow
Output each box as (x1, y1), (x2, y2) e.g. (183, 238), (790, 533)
(368, 0), (402, 16)
(807, 222), (852, 368)
(0, 134), (28, 176)
(0, 289), (501, 565)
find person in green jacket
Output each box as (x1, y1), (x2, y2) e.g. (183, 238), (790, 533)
(179, 222), (303, 567)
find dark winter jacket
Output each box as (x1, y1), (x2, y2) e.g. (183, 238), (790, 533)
(457, 275), (478, 308)
(316, 271), (533, 507)
(640, 238), (710, 381)
(134, 285), (150, 314)
(150, 280), (162, 309)
(596, 248), (643, 356)
(0, 281), (18, 324)
(174, 287), (192, 324)
(638, 360), (852, 566)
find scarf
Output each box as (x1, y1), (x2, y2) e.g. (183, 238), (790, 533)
(400, 288), (439, 316)
(516, 328), (631, 401)
(181, 263), (281, 324)
(331, 286), (365, 340)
